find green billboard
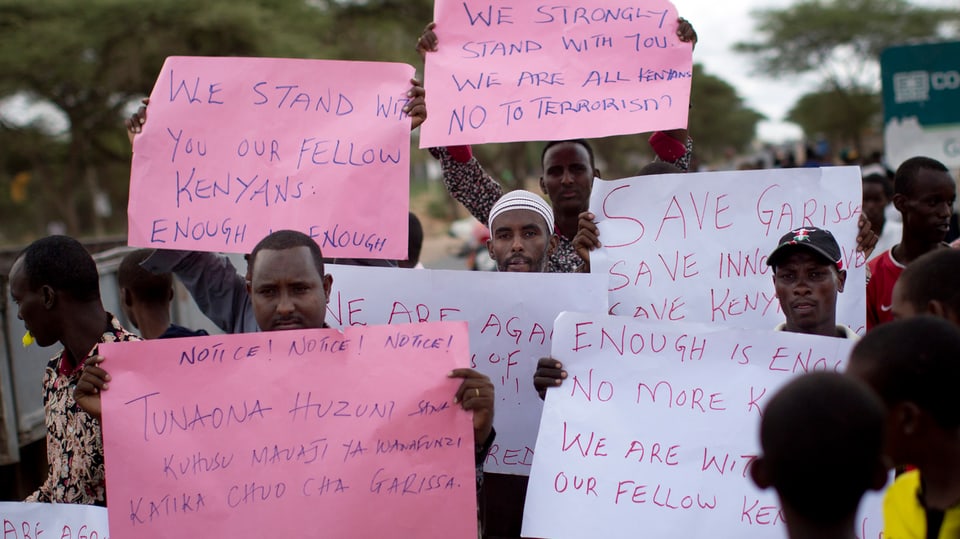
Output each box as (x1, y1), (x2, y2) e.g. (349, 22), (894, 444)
(881, 41), (960, 167)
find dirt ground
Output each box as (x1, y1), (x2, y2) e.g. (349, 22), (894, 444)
(410, 188), (472, 269)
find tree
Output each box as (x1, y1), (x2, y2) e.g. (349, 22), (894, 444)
(786, 87), (881, 152)
(686, 64), (765, 165)
(319, 0), (433, 66)
(735, 0), (957, 91)
(0, 0), (333, 240)
(735, 0), (957, 154)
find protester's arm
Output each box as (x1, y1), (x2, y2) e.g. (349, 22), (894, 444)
(406, 79), (426, 130)
(650, 132), (694, 172)
(856, 213), (879, 259)
(74, 356), (109, 420)
(533, 357), (567, 400)
(126, 98), (148, 147)
(447, 367), (496, 495)
(428, 147), (504, 224)
(573, 211), (599, 273)
(416, 21), (438, 59)
(142, 250), (251, 333)
(449, 368), (494, 446)
(677, 17), (697, 50)
(648, 18), (697, 172)
(865, 271), (880, 331)
(24, 484), (51, 502)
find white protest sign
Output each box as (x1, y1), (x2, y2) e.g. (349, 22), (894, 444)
(591, 166), (866, 333)
(325, 265), (608, 475)
(0, 502), (109, 539)
(522, 312), (883, 539)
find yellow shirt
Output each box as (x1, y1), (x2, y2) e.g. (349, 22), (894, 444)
(884, 470), (960, 539)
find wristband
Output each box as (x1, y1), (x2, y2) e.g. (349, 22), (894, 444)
(649, 131), (687, 162)
(446, 145), (473, 163)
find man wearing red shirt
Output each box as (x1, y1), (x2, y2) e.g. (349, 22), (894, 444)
(867, 157), (956, 330)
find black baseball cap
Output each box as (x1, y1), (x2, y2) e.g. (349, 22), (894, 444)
(767, 227), (843, 270)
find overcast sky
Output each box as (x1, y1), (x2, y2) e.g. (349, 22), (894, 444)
(674, 0), (958, 142)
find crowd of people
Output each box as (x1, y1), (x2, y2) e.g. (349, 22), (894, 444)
(7, 15), (960, 539)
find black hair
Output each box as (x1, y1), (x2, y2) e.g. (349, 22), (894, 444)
(894, 156), (949, 197)
(851, 316), (960, 429)
(405, 212), (424, 267)
(638, 161), (683, 176)
(19, 235), (100, 302)
(760, 372), (885, 524)
(541, 139), (596, 171)
(249, 230), (324, 277)
(118, 249), (173, 305)
(863, 173), (893, 200)
(898, 249), (960, 317)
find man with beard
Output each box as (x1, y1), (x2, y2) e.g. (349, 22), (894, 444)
(486, 190), (558, 273)
(480, 190), (557, 538)
(418, 19), (698, 274)
(74, 231), (496, 530)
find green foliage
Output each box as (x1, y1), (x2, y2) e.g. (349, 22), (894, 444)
(592, 64), (765, 173)
(0, 0), (332, 240)
(320, 0), (433, 65)
(735, 0), (958, 92)
(787, 87), (880, 151)
(0, 0), (764, 238)
(687, 64), (765, 164)
(0, 122), (69, 242)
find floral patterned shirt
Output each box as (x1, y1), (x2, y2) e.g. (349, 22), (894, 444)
(25, 314), (140, 505)
(429, 137), (693, 274)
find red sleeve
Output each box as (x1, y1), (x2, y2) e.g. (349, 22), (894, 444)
(865, 256), (883, 331)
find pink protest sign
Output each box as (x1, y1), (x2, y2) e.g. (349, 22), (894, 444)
(420, 0), (692, 147)
(128, 56), (414, 258)
(100, 323), (477, 538)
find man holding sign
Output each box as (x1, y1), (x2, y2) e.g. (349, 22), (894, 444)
(481, 189), (557, 537)
(486, 190), (557, 273)
(766, 227), (859, 339)
(75, 231), (497, 518)
(418, 1), (696, 145)
(417, 14), (697, 274)
(535, 224), (870, 397)
(9, 236), (141, 505)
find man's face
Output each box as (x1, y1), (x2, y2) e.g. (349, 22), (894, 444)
(772, 250), (846, 335)
(895, 169), (955, 244)
(487, 209), (556, 272)
(889, 280), (921, 321)
(248, 246), (332, 331)
(9, 257), (58, 347)
(119, 288), (138, 330)
(845, 355), (906, 464)
(862, 182), (889, 231)
(539, 142), (594, 215)
(889, 277), (960, 325)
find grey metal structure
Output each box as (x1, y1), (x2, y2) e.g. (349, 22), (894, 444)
(0, 246), (232, 467)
